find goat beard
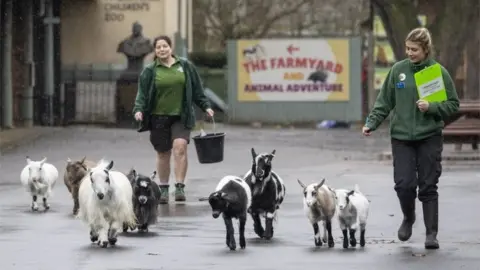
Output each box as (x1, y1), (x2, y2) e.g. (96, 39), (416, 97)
(134, 205), (150, 225)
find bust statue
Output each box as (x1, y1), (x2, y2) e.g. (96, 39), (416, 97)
(117, 22), (153, 73)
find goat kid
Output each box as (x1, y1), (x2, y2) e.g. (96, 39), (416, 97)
(207, 175), (252, 251)
(298, 178), (336, 248)
(124, 169), (160, 233)
(64, 156), (96, 215)
(334, 184), (370, 249)
(77, 159), (136, 248)
(244, 148), (286, 240)
(20, 156), (58, 211)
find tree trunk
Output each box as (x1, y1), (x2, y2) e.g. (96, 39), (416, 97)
(373, 0), (479, 81)
(465, 5), (480, 100)
(372, 0), (420, 61)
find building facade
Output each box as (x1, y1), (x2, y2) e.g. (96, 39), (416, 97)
(0, 0), (192, 130)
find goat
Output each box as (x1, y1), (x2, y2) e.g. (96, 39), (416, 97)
(124, 169), (160, 233)
(297, 178), (336, 248)
(333, 184), (370, 249)
(77, 159), (136, 248)
(64, 156), (96, 215)
(243, 148), (285, 240)
(20, 156), (58, 211)
(206, 175), (251, 251)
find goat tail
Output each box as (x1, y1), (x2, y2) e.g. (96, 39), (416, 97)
(122, 201), (138, 228)
(354, 184), (360, 193)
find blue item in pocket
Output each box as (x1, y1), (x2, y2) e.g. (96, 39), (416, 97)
(396, 82), (405, 89)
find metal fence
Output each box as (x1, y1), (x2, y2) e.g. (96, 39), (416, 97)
(62, 65), (125, 127)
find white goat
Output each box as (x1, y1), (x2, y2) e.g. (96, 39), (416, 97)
(297, 178), (336, 248)
(20, 156), (58, 211)
(333, 184), (370, 249)
(77, 159), (136, 248)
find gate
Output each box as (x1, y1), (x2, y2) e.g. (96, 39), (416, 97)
(61, 64), (137, 128)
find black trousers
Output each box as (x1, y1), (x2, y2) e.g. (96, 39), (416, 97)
(391, 134), (443, 203)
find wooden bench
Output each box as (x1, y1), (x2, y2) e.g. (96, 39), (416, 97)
(442, 99), (480, 150)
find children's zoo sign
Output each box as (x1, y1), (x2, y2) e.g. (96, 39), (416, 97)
(236, 39), (351, 102)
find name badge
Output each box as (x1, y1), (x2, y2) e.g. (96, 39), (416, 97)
(396, 82), (405, 89)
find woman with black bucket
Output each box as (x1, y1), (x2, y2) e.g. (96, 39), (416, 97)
(133, 35), (214, 204)
(362, 27), (459, 249)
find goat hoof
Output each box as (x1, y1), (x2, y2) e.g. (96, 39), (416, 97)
(350, 238), (357, 247)
(31, 206), (39, 211)
(108, 237), (117, 246)
(240, 239), (246, 249)
(343, 239), (349, 249)
(44, 205), (50, 211)
(254, 225), (264, 238)
(328, 239), (335, 248)
(314, 238), (322, 247)
(90, 235), (98, 242)
(228, 242), (237, 251)
(122, 224), (129, 232)
(360, 238), (365, 247)
(101, 241), (108, 248)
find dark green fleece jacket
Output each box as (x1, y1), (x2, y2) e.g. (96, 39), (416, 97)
(132, 56), (211, 132)
(365, 58), (459, 141)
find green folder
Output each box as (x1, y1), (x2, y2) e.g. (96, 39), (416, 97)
(414, 63), (447, 102)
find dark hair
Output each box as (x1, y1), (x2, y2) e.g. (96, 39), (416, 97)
(153, 35), (172, 61)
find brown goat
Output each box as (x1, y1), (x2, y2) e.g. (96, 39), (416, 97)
(64, 156), (96, 215)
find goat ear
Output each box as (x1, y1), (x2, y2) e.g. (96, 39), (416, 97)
(67, 157), (72, 164)
(106, 160), (114, 171)
(251, 148), (257, 159)
(131, 169), (137, 178)
(80, 156), (86, 164)
(271, 149), (276, 156)
(297, 179), (306, 189)
(150, 171), (157, 180)
(347, 190), (355, 196)
(316, 178), (326, 189)
(26, 156), (32, 164)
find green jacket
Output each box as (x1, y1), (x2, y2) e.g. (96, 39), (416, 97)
(132, 56), (211, 131)
(365, 58), (459, 141)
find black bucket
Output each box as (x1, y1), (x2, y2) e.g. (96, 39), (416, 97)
(192, 131), (226, 164)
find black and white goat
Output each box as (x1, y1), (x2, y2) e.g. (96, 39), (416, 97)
(206, 175), (252, 251)
(243, 148), (286, 240)
(124, 169), (161, 233)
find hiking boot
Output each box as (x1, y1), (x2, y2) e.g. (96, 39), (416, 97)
(423, 200), (439, 249)
(159, 185), (169, 204)
(174, 183), (186, 202)
(398, 198), (416, 241)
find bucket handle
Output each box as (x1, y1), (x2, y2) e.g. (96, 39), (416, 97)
(211, 115), (216, 134)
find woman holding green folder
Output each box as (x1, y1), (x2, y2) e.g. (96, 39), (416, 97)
(362, 27), (459, 250)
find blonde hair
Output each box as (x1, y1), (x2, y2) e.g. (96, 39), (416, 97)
(405, 27), (434, 57)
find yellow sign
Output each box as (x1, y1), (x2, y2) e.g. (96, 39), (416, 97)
(414, 63), (447, 102)
(236, 39), (350, 102)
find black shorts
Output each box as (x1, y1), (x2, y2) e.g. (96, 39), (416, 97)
(149, 115), (191, 153)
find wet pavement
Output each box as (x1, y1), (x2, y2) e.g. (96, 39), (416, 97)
(0, 125), (479, 270)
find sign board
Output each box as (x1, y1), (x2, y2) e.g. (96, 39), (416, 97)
(236, 39), (350, 102)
